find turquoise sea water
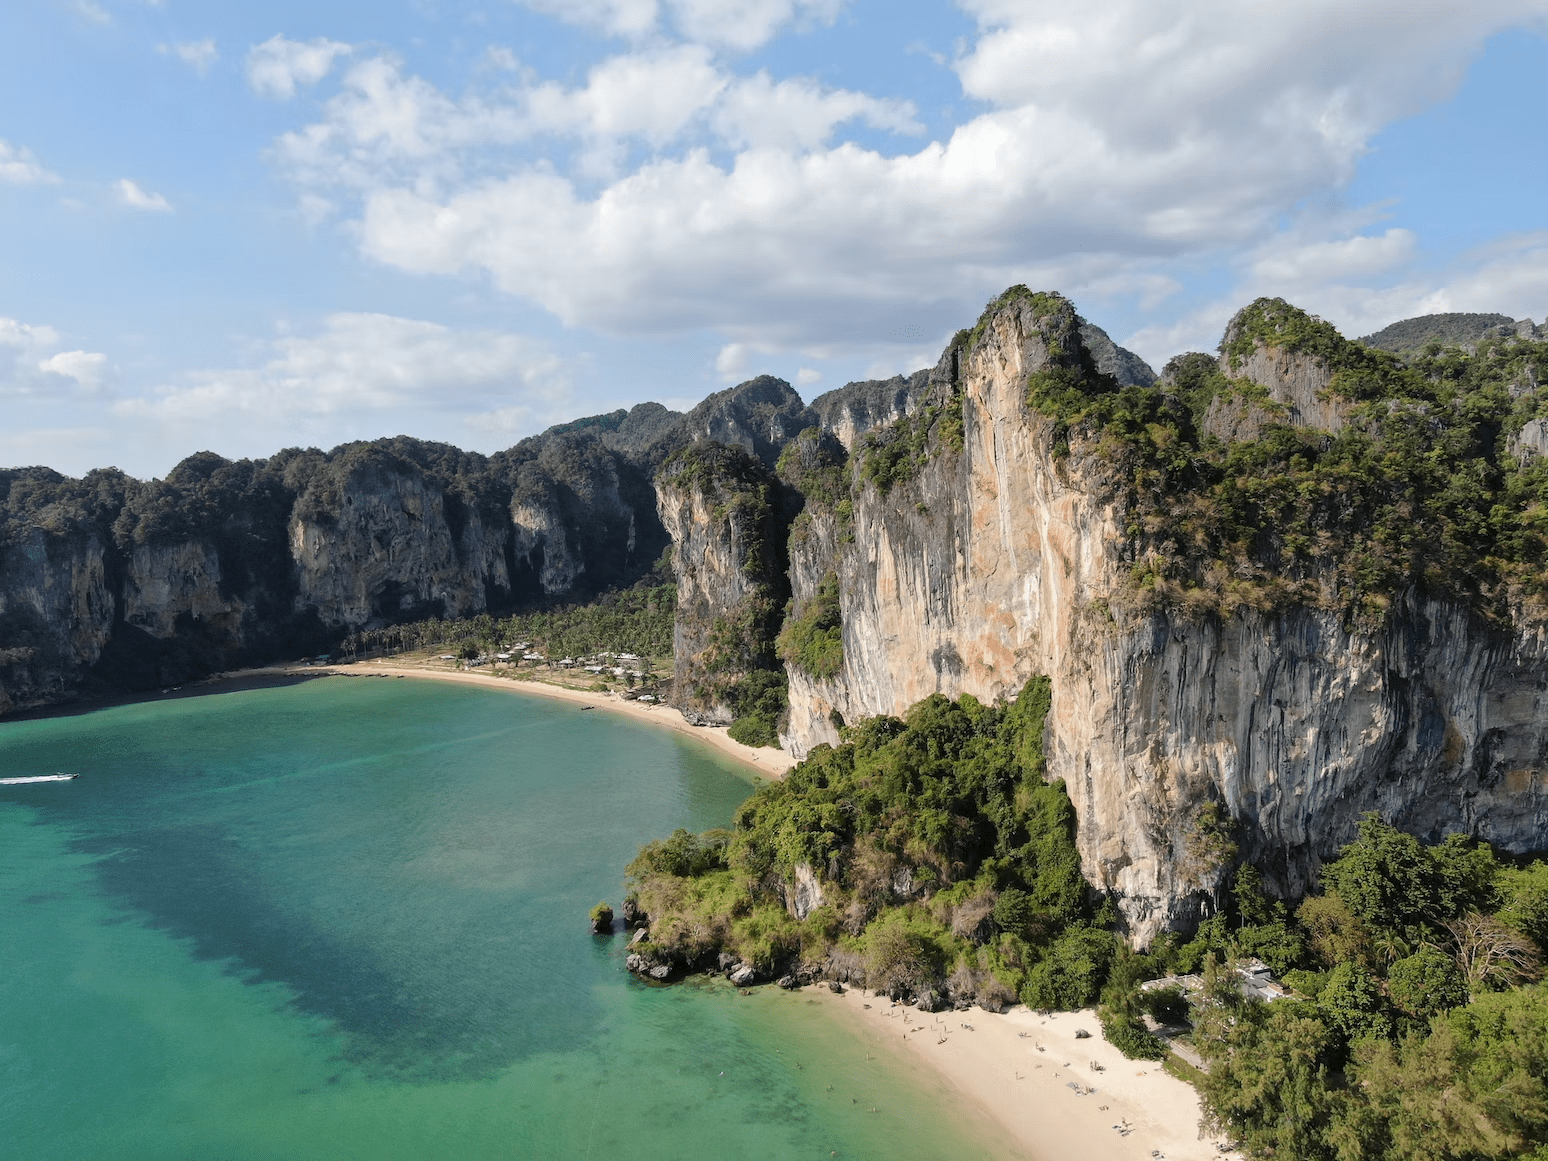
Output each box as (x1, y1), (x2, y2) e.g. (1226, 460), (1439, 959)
(0, 677), (1021, 1160)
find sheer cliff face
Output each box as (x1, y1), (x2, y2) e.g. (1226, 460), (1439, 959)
(809, 371), (929, 451)
(291, 463), (498, 631)
(123, 541), (245, 643)
(506, 432), (654, 599)
(656, 445), (789, 724)
(778, 296), (1548, 943)
(0, 528), (114, 714)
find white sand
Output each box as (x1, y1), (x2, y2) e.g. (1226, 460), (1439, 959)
(809, 987), (1242, 1161)
(267, 660), (797, 778)
(231, 661), (1234, 1159)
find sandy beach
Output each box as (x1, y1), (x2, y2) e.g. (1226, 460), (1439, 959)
(276, 660), (798, 778)
(804, 986), (1240, 1161)
(218, 661), (1228, 1160)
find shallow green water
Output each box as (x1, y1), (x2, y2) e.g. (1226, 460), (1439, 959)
(0, 677), (1020, 1160)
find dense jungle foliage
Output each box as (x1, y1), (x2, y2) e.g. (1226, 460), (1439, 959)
(857, 386), (965, 494)
(776, 571), (844, 679)
(349, 575), (677, 664)
(1019, 291), (1548, 625)
(1360, 311), (1524, 360)
(623, 681), (1547, 1159)
(626, 678), (1103, 1012)
(776, 427), (854, 549)
(1188, 817), (1546, 1160)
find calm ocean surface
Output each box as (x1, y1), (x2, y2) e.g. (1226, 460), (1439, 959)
(0, 676), (1019, 1160)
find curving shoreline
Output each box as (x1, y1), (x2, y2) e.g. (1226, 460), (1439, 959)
(274, 660), (798, 779)
(814, 987), (1241, 1161)
(200, 662), (1226, 1161)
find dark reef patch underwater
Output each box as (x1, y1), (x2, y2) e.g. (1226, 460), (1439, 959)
(0, 677), (1020, 1159)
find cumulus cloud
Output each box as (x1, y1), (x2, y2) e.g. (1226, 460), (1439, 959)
(1249, 229), (1417, 288)
(0, 317), (110, 396)
(525, 45), (728, 145)
(519, 0), (843, 49)
(520, 0), (659, 38)
(159, 39), (218, 75)
(712, 72), (921, 150)
(272, 1), (1548, 354)
(38, 350), (109, 388)
(5, 315), (576, 476)
(1118, 229), (1548, 372)
(116, 178), (172, 211)
(668, 0), (844, 50)
(247, 34), (351, 99)
(0, 140), (59, 185)
(275, 49), (916, 189)
(121, 313), (572, 430)
(1435, 234), (1548, 320)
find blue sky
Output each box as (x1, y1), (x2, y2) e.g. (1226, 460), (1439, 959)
(3, 0), (1547, 478)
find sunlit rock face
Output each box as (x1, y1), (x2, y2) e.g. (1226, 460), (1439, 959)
(771, 294), (1548, 944)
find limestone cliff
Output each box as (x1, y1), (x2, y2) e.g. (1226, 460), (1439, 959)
(122, 540), (245, 645)
(1078, 321), (1157, 387)
(656, 443), (791, 726)
(0, 524), (115, 715)
(0, 380), (813, 713)
(809, 371), (930, 450)
(775, 290), (1548, 943)
(680, 376), (813, 469)
(501, 430), (657, 599)
(290, 447), (500, 631)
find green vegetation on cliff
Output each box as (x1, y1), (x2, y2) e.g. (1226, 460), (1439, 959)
(657, 442), (792, 747)
(1361, 311), (1523, 360)
(623, 691), (1547, 1158)
(1018, 293), (1548, 623)
(776, 571), (843, 679)
(626, 679), (1116, 1010)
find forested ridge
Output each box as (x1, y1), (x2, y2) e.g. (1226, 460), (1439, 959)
(1013, 290), (1548, 624)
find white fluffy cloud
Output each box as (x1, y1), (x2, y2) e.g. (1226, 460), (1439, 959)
(0, 140), (58, 185)
(0, 317), (110, 396)
(4, 315), (576, 475)
(247, 34), (351, 99)
(122, 313), (572, 432)
(116, 178), (172, 211)
(275, 48), (918, 193)
(1248, 228), (1418, 290)
(1122, 230), (1548, 371)
(159, 39), (218, 75)
(519, 0), (843, 49)
(274, 1), (1548, 354)
(712, 72), (921, 150)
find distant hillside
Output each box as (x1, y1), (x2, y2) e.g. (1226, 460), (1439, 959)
(1078, 320), (1157, 386)
(1360, 311), (1540, 358)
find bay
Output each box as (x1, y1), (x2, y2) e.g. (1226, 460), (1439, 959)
(0, 676), (1020, 1159)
